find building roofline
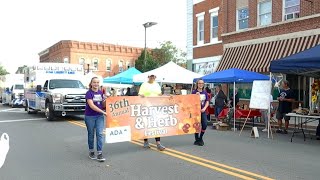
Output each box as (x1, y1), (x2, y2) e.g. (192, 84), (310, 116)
(38, 40), (144, 57)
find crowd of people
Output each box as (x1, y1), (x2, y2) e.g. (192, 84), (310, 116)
(83, 76), (320, 163)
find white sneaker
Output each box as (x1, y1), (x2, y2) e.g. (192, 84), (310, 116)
(262, 128), (268, 132)
(0, 133), (9, 168)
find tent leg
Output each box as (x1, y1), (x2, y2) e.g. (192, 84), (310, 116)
(268, 72), (272, 139)
(233, 82), (236, 132)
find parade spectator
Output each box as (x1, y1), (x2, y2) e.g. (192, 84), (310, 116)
(125, 87), (131, 96)
(229, 88), (239, 108)
(110, 88), (117, 97)
(192, 79), (209, 146)
(100, 86), (106, 98)
(215, 84), (227, 119)
(276, 80), (295, 134)
(131, 86), (139, 96)
(138, 74), (166, 151)
(205, 87), (212, 120)
(84, 77), (107, 162)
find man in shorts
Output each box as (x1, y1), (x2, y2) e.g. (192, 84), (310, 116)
(276, 80), (295, 134)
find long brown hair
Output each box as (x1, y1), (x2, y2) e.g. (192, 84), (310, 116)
(89, 77), (99, 89)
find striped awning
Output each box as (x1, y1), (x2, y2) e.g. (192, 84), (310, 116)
(216, 34), (320, 72)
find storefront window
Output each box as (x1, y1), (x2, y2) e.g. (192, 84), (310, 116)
(258, 0), (272, 26)
(237, 7), (249, 30)
(284, 0), (300, 20)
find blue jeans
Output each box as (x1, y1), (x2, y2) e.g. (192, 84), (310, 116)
(215, 106), (223, 118)
(201, 112), (208, 130)
(84, 115), (105, 152)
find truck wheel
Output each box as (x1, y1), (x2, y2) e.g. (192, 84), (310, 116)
(24, 101), (28, 111)
(45, 102), (55, 121)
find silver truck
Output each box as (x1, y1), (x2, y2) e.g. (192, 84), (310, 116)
(25, 78), (87, 121)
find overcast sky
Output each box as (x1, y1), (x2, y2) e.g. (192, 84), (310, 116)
(0, 0), (187, 73)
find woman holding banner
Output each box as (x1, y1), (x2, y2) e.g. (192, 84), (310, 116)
(192, 79), (209, 146)
(138, 74), (166, 151)
(84, 77), (107, 162)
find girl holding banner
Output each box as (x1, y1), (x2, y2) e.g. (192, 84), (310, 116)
(192, 79), (209, 146)
(84, 77), (107, 162)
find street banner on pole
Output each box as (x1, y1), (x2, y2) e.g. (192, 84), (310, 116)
(105, 95), (201, 143)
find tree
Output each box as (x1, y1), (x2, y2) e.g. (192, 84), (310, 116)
(134, 41), (187, 72)
(0, 64), (9, 75)
(135, 50), (159, 73)
(152, 41), (187, 67)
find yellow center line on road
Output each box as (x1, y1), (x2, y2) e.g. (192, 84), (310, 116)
(130, 140), (256, 180)
(68, 121), (274, 180)
(133, 139), (274, 180)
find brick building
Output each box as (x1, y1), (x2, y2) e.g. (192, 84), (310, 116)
(39, 40), (143, 77)
(186, 0), (224, 75)
(188, 0), (320, 106)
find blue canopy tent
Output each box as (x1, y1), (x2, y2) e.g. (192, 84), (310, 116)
(270, 45), (320, 77)
(199, 68), (270, 83)
(195, 68), (270, 131)
(103, 67), (142, 84)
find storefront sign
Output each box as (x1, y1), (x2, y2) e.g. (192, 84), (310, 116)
(194, 62), (215, 75)
(105, 95), (201, 143)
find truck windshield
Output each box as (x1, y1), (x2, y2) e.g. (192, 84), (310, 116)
(14, 84), (24, 89)
(49, 79), (85, 89)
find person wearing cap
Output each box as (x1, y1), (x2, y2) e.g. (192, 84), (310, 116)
(138, 74), (166, 151)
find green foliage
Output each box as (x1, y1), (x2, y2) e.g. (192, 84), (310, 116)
(0, 64), (9, 75)
(152, 41), (187, 67)
(134, 41), (187, 72)
(152, 41), (178, 65)
(135, 50), (159, 73)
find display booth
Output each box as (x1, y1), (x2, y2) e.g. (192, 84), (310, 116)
(195, 68), (270, 131)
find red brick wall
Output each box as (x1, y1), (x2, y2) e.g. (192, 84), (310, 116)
(222, 15), (320, 44)
(39, 40), (143, 78)
(193, 0), (223, 45)
(193, 43), (223, 59)
(249, 0), (257, 28)
(222, 0), (320, 36)
(222, 0), (236, 34)
(192, 0), (320, 60)
(193, 0), (224, 59)
(272, 0), (283, 23)
(301, 0), (320, 17)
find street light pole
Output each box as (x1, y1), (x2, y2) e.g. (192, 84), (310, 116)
(143, 22), (157, 67)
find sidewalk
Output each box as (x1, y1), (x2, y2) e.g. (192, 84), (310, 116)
(208, 117), (319, 136)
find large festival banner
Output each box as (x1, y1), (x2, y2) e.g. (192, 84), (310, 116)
(105, 95), (201, 143)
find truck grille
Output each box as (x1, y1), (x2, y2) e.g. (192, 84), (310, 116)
(64, 94), (86, 103)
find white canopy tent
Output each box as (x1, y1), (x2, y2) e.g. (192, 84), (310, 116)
(133, 61), (202, 84)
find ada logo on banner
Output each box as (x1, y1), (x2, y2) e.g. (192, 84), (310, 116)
(105, 126), (131, 143)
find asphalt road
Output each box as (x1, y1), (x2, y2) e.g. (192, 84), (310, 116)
(0, 104), (320, 180)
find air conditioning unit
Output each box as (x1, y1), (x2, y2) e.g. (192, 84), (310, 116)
(285, 12), (300, 20)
